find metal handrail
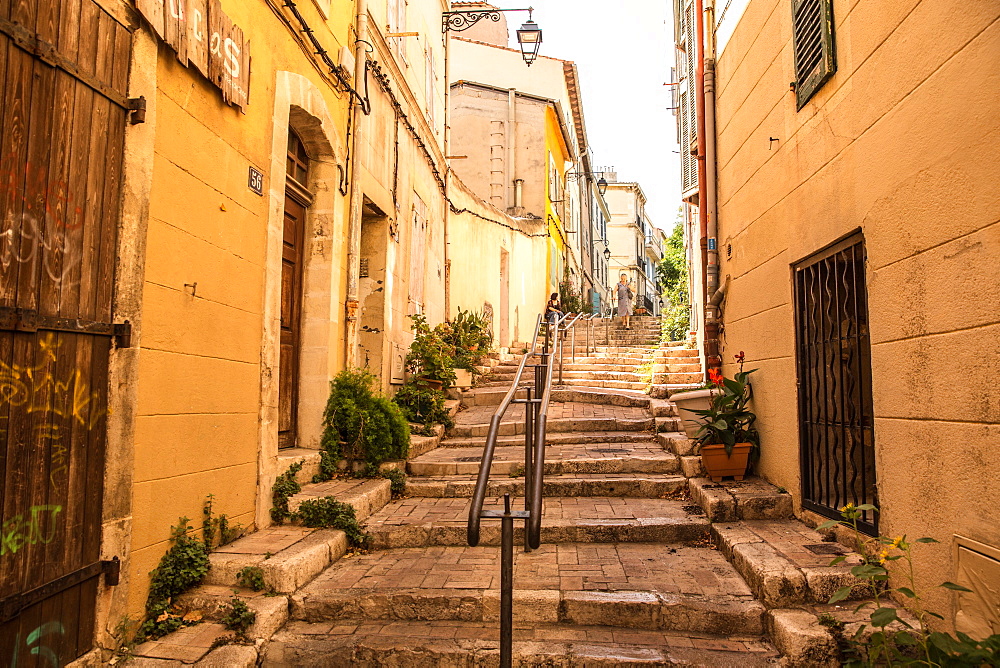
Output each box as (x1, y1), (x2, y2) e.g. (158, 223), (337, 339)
(467, 314), (544, 547)
(466, 312), (564, 667)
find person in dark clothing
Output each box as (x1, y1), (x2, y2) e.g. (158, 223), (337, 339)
(545, 292), (563, 325)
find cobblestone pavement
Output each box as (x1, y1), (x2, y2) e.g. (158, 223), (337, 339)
(303, 542), (753, 598)
(454, 401), (650, 425)
(281, 619), (774, 653)
(365, 496), (698, 528)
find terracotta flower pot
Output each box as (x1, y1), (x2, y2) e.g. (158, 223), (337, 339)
(671, 388), (719, 438)
(415, 377), (443, 391)
(700, 443), (752, 482)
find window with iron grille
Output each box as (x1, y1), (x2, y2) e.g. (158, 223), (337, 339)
(792, 0), (836, 109)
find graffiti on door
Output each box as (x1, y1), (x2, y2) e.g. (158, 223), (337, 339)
(0, 333), (108, 490)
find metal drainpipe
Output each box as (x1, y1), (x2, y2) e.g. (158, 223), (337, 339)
(345, 0), (369, 367)
(702, 0), (724, 376)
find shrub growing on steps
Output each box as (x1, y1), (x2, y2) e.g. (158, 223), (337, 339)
(319, 370), (410, 471)
(137, 518), (211, 641)
(393, 380), (453, 435)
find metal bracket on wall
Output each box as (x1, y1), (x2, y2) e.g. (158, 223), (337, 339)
(127, 96), (147, 124)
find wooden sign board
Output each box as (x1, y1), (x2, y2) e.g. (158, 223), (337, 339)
(136, 0), (250, 110)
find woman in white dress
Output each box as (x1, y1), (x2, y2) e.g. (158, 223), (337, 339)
(616, 274), (633, 329)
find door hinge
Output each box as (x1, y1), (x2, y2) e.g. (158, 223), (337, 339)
(114, 320), (132, 348)
(102, 556), (121, 586)
(127, 96), (146, 124)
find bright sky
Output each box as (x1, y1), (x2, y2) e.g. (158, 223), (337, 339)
(505, 0), (681, 229)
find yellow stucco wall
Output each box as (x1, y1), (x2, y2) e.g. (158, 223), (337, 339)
(545, 105), (571, 295)
(128, 0), (354, 615)
(446, 175), (550, 346)
(715, 0), (999, 625)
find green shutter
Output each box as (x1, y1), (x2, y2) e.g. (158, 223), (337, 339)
(792, 0), (836, 109)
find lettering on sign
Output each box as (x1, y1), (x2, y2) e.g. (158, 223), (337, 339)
(248, 166), (263, 195)
(135, 0), (251, 110)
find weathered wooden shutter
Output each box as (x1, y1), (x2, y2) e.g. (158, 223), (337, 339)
(792, 0), (836, 109)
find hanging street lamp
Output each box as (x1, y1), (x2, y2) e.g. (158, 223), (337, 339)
(442, 7), (542, 67)
(567, 170), (609, 196)
(515, 14), (542, 66)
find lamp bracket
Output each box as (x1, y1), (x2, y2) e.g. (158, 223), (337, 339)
(442, 7), (533, 33)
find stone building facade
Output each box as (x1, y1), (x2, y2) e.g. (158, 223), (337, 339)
(675, 0), (1000, 634)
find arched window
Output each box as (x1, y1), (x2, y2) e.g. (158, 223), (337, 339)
(286, 128), (310, 189)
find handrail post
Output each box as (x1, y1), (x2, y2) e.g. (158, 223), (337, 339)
(523, 385), (533, 553)
(571, 325), (576, 363)
(500, 493), (514, 668)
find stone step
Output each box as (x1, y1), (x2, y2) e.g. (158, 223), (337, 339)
(555, 379), (650, 391)
(408, 443), (679, 477)
(441, 431), (658, 449)
(652, 372), (704, 384)
(289, 542), (764, 636)
(287, 477), (392, 523)
(449, 415), (653, 437)
(712, 519), (870, 608)
(277, 448), (323, 485)
(558, 370), (647, 381)
(656, 348), (699, 357)
(688, 477), (794, 522)
(652, 362), (703, 374)
(266, 620), (779, 666)
(205, 527), (349, 593)
(406, 473), (689, 498)
(364, 497), (710, 548)
(655, 417), (683, 432)
(467, 384), (657, 405)
(449, 401), (654, 438)
(133, 586), (285, 665)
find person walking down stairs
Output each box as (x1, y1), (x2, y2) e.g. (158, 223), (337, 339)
(616, 273), (634, 329)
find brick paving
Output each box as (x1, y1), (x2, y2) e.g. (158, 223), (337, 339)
(412, 441), (668, 464)
(280, 619), (774, 652)
(302, 543), (753, 598)
(214, 526), (314, 555)
(365, 496), (697, 529)
(454, 401), (650, 426)
(741, 519), (861, 569)
(134, 623), (229, 663)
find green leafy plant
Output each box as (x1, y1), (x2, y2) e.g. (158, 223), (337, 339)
(235, 566), (267, 592)
(559, 268), (583, 314)
(295, 496), (370, 548)
(447, 308), (494, 370)
(203, 495), (244, 548)
(220, 597), (256, 637)
(348, 463), (407, 498)
(656, 219), (691, 342)
(394, 380), (454, 432)
(271, 461), (303, 524)
(818, 504), (1000, 666)
(691, 352), (760, 459)
(407, 315), (458, 387)
(137, 518), (211, 642)
(319, 369), (410, 471)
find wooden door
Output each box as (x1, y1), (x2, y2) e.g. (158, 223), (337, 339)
(278, 194), (305, 449)
(794, 234), (878, 534)
(0, 1), (132, 664)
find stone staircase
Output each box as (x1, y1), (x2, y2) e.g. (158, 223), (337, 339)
(130, 320), (874, 667)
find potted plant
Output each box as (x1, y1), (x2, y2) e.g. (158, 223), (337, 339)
(406, 315), (457, 390)
(691, 352), (759, 482)
(671, 385), (720, 438)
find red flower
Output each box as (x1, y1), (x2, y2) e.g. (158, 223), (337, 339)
(708, 368), (724, 386)
(734, 351), (745, 363)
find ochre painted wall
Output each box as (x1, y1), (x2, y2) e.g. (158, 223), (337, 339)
(128, 0), (354, 616)
(714, 0), (1000, 626)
